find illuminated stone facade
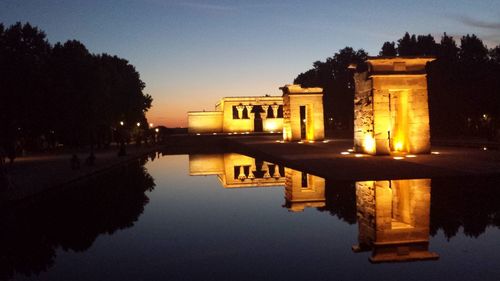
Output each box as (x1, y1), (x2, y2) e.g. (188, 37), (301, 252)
(353, 57), (435, 155)
(352, 179), (439, 263)
(284, 168), (325, 212)
(187, 96), (283, 134)
(280, 85), (325, 142)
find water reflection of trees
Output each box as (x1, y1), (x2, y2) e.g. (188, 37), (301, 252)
(430, 176), (500, 239)
(0, 158), (155, 280)
(317, 181), (357, 225)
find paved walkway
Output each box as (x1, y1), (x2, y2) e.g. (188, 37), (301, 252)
(227, 136), (500, 181)
(1, 145), (159, 201)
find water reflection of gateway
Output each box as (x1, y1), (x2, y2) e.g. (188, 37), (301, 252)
(352, 179), (439, 263)
(284, 169), (325, 212)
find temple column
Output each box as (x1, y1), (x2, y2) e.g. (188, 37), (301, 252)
(262, 162), (271, 178)
(248, 165), (256, 180)
(271, 104), (279, 118)
(261, 105), (269, 120)
(238, 166), (246, 180)
(245, 105), (254, 120)
(273, 165), (281, 179)
(236, 105), (245, 119)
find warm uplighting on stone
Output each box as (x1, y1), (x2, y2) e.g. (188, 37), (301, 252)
(353, 57), (435, 155)
(187, 96), (284, 134)
(352, 179), (439, 263)
(280, 84), (325, 142)
(284, 168), (325, 212)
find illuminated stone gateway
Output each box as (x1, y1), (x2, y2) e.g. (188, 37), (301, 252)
(353, 57), (435, 155)
(188, 96), (284, 134)
(280, 84), (325, 142)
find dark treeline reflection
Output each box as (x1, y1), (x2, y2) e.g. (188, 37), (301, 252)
(317, 181), (357, 225)
(0, 22), (153, 156)
(295, 32), (500, 139)
(430, 176), (500, 239)
(0, 158), (155, 280)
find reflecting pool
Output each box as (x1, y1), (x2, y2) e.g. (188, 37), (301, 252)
(3, 152), (500, 281)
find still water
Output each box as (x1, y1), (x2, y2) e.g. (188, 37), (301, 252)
(3, 152), (500, 281)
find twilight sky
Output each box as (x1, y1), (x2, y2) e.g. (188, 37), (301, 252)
(1, 0), (499, 127)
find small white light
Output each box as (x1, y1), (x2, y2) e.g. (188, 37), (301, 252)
(213, 133), (217, 135)
(136, 122), (140, 127)
(347, 149), (354, 152)
(155, 128), (159, 133)
(355, 154), (363, 158)
(196, 133), (200, 136)
(298, 141), (304, 144)
(323, 140), (329, 143)
(393, 156), (404, 160)
(120, 121), (124, 126)
(341, 152), (350, 155)
(228, 133), (233, 135)
(270, 131), (274, 133)
(431, 151), (440, 155)
(275, 140), (280, 143)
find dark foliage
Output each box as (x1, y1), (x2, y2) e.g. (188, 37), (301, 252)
(0, 22), (153, 156)
(294, 47), (368, 133)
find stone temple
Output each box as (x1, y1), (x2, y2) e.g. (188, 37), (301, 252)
(188, 96), (284, 134)
(187, 85), (325, 142)
(352, 57), (435, 155)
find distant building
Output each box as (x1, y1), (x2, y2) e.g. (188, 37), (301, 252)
(187, 96), (284, 134)
(352, 57), (435, 155)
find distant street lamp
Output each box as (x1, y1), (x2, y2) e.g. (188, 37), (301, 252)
(155, 128), (159, 133)
(120, 121), (124, 126)
(136, 122), (141, 127)
(149, 123), (154, 128)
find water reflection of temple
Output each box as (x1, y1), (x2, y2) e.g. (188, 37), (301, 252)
(189, 153), (325, 211)
(189, 153), (286, 188)
(352, 179), (439, 263)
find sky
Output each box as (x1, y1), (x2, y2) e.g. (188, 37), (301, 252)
(1, 0), (499, 127)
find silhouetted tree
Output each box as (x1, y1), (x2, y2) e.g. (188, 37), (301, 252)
(397, 32), (418, 56)
(0, 22), (51, 159)
(294, 47), (367, 133)
(379, 41), (397, 56)
(416, 34), (438, 56)
(459, 34), (489, 64)
(0, 22), (153, 158)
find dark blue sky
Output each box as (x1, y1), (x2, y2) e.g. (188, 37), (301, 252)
(1, 0), (499, 126)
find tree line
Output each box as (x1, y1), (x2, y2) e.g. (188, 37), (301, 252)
(294, 32), (500, 139)
(0, 22), (153, 160)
